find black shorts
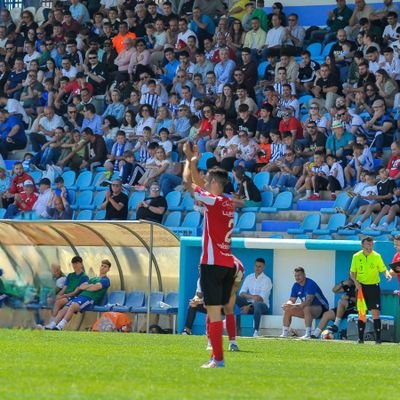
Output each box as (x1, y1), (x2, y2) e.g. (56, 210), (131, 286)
(333, 301), (357, 319)
(361, 283), (381, 310)
(200, 264), (236, 306)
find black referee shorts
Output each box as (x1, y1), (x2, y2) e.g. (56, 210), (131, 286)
(361, 283), (381, 311)
(200, 264), (236, 306)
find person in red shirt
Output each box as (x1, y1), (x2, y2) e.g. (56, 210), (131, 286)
(278, 107), (303, 140)
(4, 179), (38, 219)
(390, 234), (400, 286)
(3, 161), (35, 206)
(62, 72), (94, 97)
(194, 105), (216, 153)
(386, 141), (400, 181)
(183, 143), (235, 369)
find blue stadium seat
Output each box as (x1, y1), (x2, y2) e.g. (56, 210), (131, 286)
(197, 152), (214, 171)
(69, 171), (93, 191)
(128, 191), (146, 210)
(337, 216), (372, 235)
(319, 41), (335, 59)
(26, 287), (53, 310)
(361, 216), (398, 236)
(113, 291), (145, 313)
(313, 213), (347, 236)
(257, 61), (269, 79)
(165, 191), (182, 209)
(306, 42), (322, 57)
(91, 171), (107, 189)
(287, 213), (321, 235)
(75, 209), (93, 220)
(260, 191), (293, 213)
(95, 209), (106, 220)
(320, 192), (351, 214)
(253, 171), (270, 191)
(83, 191), (106, 210)
(151, 291), (179, 333)
(30, 170), (43, 184)
(182, 192), (195, 211)
(163, 211), (182, 227)
(62, 170), (76, 188)
(233, 212), (256, 232)
(181, 211), (201, 228)
(94, 290), (126, 312)
(130, 291), (164, 314)
(0, 208), (6, 219)
(242, 191), (273, 212)
(171, 151), (179, 162)
(71, 190), (94, 210)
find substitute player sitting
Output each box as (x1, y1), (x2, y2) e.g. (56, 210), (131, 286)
(183, 142), (235, 369)
(51, 260), (111, 331)
(312, 278), (356, 338)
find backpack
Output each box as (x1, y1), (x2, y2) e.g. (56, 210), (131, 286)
(92, 312), (132, 332)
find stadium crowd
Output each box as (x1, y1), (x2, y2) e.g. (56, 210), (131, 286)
(0, 0), (400, 226)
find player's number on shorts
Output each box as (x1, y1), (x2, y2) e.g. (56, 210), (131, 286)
(224, 218), (234, 244)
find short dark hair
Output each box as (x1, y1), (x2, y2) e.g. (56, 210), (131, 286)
(207, 166), (229, 188)
(294, 267), (305, 273)
(71, 255), (83, 264)
(256, 258), (265, 264)
(361, 236), (373, 244)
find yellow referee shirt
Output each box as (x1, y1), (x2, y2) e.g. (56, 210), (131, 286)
(350, 250), (387, 285)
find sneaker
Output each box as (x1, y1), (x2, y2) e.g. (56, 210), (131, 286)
(133, 185), (146, 191)
(309, 194), (320, 200)
(253, 330), (260, 337)
(357, 339), (364, 344)
(331, 193), (337, 200)
(300, 334), (311, 339)
(375, 339), (382, 344)
(201, 359), (225, 368)
(328, 325), (338, 333)
(378, 224), (388, 231)
(279, 332), (289, 338)
(310, 334), (319, 339)
(181, 329), (191, 335)
(206, 341), (212, 351)
(229, 343), (240, 352)
(52, 326), (61, 331)
(369, 224), (379, 231)
(271, 187), (280, 195)
(35, 324), (44, 330)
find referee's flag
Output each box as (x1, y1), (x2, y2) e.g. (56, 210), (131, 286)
(357, 288), (367, 322)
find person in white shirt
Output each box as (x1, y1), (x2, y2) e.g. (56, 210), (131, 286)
(176, 18), (198, 51)
(261, 14), (285, 59)
(382, 11), (400, 44)
(237, 258), (273, 337)
(326, 154), (345, 199)
(23, 41), (40, 70)
(382, 46), (400, 80)
(366, 46), (385, 74)
(61, 57), (78, 80)
(33, 178), (53, 218)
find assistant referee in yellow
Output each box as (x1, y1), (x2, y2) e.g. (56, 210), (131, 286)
(350, 237), (392, 344)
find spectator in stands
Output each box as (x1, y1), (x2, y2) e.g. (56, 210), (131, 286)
(256, 103), (279, 138)
(268, 147), (303, 194)
(216, 85), (237, 121)
(278, 107), (303, 141)
(228, 19), (245, 58)
(15, 10), (37, 39)
(82, 51), (108, 95)
(347, 0), (375, 40)
(46, 191), (72, 220)
(136, 181), (167, 223)
(215, 47), (236, 90)
(100, 178), (128, 220)
(80, 127), (107, 172)
(120, 150), (145, 188)
(81, 104), (103, 136)
(297, 50), (320, 93)
(387, 141), (400, 182)
(261, 14), (286, 59)
(344, 61), (376, 107)
(275, 52), (299, 85)
(326, 119), (354, 162)
(312, 278), (356, 338)
(235, 85), (258, 116)
(283, 13), (305, 56)
(104, 130), (131, 173)
(31, 178), (52, 218)
(303, 102), (328, 135)
(382, 11), (400, 45)
(344, 141), (374, 186)
(354, 83), (382, 116)
(369, 186), (400, 230)
(326, 153), (345, 199)
(137, 146), (170, 188)
(4, 58), (27, 100)
(69, 0), (90, 26)
(243, 17), (267, 62)
(0, 108), (27, 160)
(237, 258), (273, 337)
(375, 68), (398, 108)
(234, 130), (257, 171)
(301, 121), (326, 161)
(52, 259), (111, 331)
(311, 63), (341, 113)
(0, 166), (11, 208)
(34, 126), (65, 170)
(189, 6), (215, 48)
(261, 130), (286, 173)
(4, 179), (38, 219)
(361, 99), (393, 158)
(281, 267), (329, 339)
(366, 46), (385, 74)
(348, 167), (395, 227)
(268, 2), (287, 29)
(232, 165), (261, 208)
(236, 103), (258, 137)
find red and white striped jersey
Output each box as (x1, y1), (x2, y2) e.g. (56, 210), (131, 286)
(233, 255), (245, 282)
(194, 186), (235, 268)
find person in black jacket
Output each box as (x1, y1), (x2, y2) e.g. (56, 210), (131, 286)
(80, 127), (107, 171)
(136, 182), (167, 223)
(232, 165), (261, 208)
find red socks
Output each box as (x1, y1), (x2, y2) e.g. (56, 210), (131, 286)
(209, 320), (224, 361)
(225, 313), (236, 341)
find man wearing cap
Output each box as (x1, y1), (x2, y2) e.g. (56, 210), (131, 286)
(136, 182), (167, 223)
(45, 255), (89, 330)
(326, 119), (354, 163)
(4, 178), (38, 219)
(100, 178), (128, 220)
(0, 108), (27, 160)
(32, 178), (52, 218)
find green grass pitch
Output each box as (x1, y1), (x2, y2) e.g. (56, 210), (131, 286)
(0, 330), (399, 400)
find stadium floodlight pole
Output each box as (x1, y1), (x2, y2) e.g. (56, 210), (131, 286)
(146, 222), (154, 334)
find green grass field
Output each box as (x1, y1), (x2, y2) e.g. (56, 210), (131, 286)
(1, 330), (399, 400)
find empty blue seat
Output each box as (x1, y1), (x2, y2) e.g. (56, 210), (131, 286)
(253, 171), (270, 191)
(30, 170), (43, 184)
(69, 171), (93, 191)
(151, 292), (179, 333)
(82, 191), (106, 210)
(62, 170), (76, 188)
(313, 213), (347, 236)
(75, 209), (93, 220)
(260, 191), (293, 213)
(306, 42), (322, 57)
(233, 212), (256, 232)
(242, 191), (273, 212)
(338, 216), (371, 235)
(95, 209), (106, 220)
(71, 190), (94, 210)
(257, 60), (269, 79)
(128, 191), (146, 210)
(321, 41), (335, 58)
(361, 216), (398, 236)
(320, 192), (351, 214)
(197, 152), (213, 171)
(165, 191), (182, 209)
(288, 213), (321, 235)
(181, 211), (201, 228)
(130, 291), (164, 314)
(0, 208), (6, 219)
(113, 291), (145, 313)
(93, 290), (126, 312)
(163, 211), (181, 227)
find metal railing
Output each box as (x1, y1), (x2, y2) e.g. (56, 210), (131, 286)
(2, 0), (53, 10)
